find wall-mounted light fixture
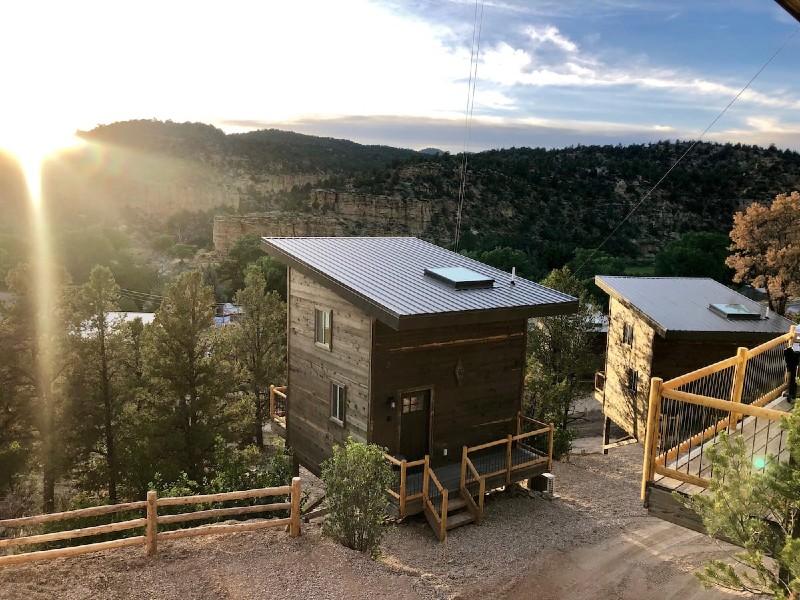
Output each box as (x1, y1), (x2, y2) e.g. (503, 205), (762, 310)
(387, 396), (396, 410)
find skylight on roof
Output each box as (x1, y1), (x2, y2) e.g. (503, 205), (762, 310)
(708, 303), (762, 321)
(424, 267), (495, 290)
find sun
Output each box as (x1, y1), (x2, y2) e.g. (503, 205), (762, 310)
(0, 120), (85, 206)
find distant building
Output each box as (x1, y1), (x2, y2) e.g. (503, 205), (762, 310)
(594, 276), (794, 447)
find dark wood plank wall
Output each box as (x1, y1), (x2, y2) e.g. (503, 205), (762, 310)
(286, 270), (372, 474)
(651, 338), (742, 382)
(370, 319), (527, 466)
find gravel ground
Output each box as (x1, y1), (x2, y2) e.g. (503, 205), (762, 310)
(0, 441), (745, 600)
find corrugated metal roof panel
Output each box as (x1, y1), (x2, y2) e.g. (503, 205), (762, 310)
(595, 276), (794, 339)
(262, 237), (578, 329)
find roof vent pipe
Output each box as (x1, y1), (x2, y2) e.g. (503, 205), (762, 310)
(765, 306), (770, 319)
(511, 267), (516, 285)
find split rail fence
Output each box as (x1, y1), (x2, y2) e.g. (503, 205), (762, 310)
(0, 477), (302, 566)
(642, 327), (796, 499)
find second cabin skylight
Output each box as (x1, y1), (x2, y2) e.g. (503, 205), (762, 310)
(708, 303), (762, 321)
(424, 266), (495, 290)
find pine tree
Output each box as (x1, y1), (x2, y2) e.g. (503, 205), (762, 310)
(1, 263), (71, 511)
(233, 266), (286, 447)
(141, 270), (235, 483)
(689, 405), (800, 598)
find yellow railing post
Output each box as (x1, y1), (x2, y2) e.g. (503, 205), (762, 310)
(547, 424), (554, 472)
(399, 460), (407, 518)
(290, 477), (301, 538)
(440, 489), (448, 541)
(729, 347), (748, 426)
(517, 412), (522, 436)
(146, 490), (158, 556)
(269, 384), (276, 420)
(506, 434), (513, 483)
(422, 455), (430, 500)
(641, 377), (663, 501)
(460, 446), (468, 489)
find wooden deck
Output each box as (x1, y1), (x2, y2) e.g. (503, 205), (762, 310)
(388, 445), (548, 517)
(645, 396), (793, 533)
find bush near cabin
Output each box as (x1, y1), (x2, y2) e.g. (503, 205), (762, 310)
(321, 439), (393, 557)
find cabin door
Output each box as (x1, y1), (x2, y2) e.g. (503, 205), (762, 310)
(398, 388), (431, 461)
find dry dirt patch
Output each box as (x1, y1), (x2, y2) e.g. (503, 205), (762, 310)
(0, 444), (745, 600)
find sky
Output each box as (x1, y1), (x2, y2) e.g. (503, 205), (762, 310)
(1, 0), (799, 156)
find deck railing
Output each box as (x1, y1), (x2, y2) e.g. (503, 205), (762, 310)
(384, 455), (426, 518)
(269, 385), (287, 430)
(0, 478), (302, 566)
(641, 327), (796, 499)
(384, 412), (554, 523)
(422, 456), (448, 541)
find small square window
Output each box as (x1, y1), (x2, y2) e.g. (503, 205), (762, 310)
(401, 393), (425, 414)
(331, 382), (346, 425)
(315, 308), (332, 349)
(626, 368), (639, 393)
(622, 322), (634, 346)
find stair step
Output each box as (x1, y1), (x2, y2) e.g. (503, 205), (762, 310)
(446, 496), (468, 512)
(446, 511), (475, 530)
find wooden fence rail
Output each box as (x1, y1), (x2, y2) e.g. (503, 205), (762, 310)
(0, 477), (302, 567)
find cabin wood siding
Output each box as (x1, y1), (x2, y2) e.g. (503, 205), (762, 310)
(286, 270), (371, 473)
(370, 319), (527, 466)
(651, 338), (742, 382)
(603, 298), (654, 439)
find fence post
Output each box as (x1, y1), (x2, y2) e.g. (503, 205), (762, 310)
(269, 385), (276, 420)
(146, 490), (158, 556)
(730, 347), (748, 426)
(460, 446), (468, 490)
(547, 424), (554, 472)
(641, 377), (663, 502)
(504, 434), (513, 483)
(517, 412), (522, 436)
(290, 477), (301, 538)
(399, 460), (407, 518)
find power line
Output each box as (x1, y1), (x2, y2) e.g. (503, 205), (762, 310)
(454, 0), (485, 251)
(574, 24), (800, 278)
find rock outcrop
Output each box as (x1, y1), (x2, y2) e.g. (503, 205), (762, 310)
(213, 190), (436, 255)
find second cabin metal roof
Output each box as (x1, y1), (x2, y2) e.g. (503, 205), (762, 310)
(595, 275), (795, 341)
(261, 237), (578, 330)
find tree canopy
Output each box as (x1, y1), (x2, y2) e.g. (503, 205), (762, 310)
(726, 191), (800, 315)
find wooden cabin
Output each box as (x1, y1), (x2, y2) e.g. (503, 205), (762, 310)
(594, 276), (794, 450)
(262, 237), (577, 537)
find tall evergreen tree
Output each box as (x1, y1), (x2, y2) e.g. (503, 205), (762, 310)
(233, 266), (286, 447)
(66, 266), (126, 502)
(1, 263), (71, 511)
(142, 270), (235, 483)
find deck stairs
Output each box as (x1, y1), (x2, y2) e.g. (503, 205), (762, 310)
(424, 490), (477, 540)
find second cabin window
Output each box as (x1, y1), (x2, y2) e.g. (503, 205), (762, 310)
(315, 308), (332, 349)
(331, 382), (346, 425)
(622, 322), (634, 346)
(626, 368), (639, 393)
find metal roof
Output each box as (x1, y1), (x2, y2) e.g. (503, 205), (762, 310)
(775, 0), (800, 22)
(595, 276), (794, 341)
(262, 237), (578, 330)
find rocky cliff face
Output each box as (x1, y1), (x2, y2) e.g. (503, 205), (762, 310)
(213, 190), (439, 255)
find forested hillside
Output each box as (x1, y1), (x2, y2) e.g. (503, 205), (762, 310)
(2, 120), (800, 287)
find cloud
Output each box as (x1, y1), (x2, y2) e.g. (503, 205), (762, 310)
(524, 25), (578, 52)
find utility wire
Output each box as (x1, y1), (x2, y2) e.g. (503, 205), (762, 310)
(574, 24), (800, 277)
(454, 0), (485, 251)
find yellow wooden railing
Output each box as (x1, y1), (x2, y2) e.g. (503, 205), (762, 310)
(641, 326), (796, 500)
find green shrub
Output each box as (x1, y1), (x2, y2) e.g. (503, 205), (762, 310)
(320, 438), (393, 556)
(552, 427), (577, 460)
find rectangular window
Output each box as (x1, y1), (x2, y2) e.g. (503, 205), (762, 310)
(622, 322), (634, 346)
(626, 368), (639, 393)
(315, 308), (332, 349)
(331, 382), (346, 425)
